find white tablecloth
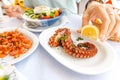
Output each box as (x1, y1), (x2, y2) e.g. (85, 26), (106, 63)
(1, 14), (120, 80)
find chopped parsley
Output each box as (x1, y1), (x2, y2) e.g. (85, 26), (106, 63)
(76, 37), (84, 41)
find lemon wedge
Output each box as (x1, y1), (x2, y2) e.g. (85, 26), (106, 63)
(81, 25), (99, 40)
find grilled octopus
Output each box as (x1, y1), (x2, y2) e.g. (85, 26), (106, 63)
(48, 28), (98, 58)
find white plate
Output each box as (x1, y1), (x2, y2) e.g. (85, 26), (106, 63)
(39, 26), (116, 75)
(22, 16), (70, 32)
(0, 27), (39, 64)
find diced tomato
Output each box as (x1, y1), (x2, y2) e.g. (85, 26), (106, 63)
(55, 10), (59, 17)
(43, 16), (51, 19)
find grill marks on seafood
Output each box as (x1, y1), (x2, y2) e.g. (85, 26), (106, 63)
(48, 28), (98, 58)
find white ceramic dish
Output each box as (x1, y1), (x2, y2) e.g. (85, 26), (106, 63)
(39, 26), (116, 75)
(22, 11), (63, 27)
(0, 27), (39, 64)
(22, 16), (70, 32)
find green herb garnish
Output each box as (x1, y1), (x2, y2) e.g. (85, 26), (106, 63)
(57, 34), (68, 45)
(76, 37), (84, 41)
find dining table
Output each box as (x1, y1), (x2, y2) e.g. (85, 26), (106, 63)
(0, 14), (120, 80)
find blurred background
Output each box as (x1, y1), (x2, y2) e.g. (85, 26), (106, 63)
(0, 0), (120, 15)
(0, 0), (88, 16)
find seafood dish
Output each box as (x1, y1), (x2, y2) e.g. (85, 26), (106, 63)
(48, 28), (98, 58)
(0, 29), (32, 58)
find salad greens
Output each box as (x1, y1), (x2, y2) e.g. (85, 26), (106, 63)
(25, 7), (62, 19)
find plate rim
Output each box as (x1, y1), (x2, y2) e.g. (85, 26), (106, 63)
(22, 22), (44, 32)
(22, 16), (68, 32)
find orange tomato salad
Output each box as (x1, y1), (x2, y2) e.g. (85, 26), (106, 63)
(0, 29), (32, 58)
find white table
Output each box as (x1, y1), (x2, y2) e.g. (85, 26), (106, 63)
(1, 14), (120, 80)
